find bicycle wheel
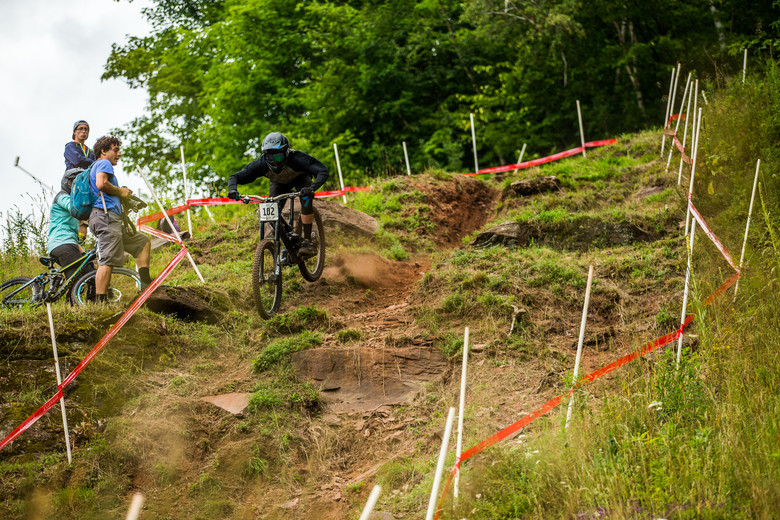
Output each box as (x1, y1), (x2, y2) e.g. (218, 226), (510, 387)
(1, 277), (41, 307)
(252, 239), (282, 319)
(295, 208), (326, 282)
(71, 268), (141, 306)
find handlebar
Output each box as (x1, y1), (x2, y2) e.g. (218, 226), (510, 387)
(240, 192), (300, 204)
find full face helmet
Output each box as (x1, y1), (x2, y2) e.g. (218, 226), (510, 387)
(261, 132), (290, 174)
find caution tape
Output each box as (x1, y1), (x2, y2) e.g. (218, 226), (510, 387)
(688, 198), (740, 272)
(664, 128), (677, 137)
(432, 271), (740, 519)
(1, 187), (377, 451)
(464, 139), (618, 176)
(0, 247), (189, 452)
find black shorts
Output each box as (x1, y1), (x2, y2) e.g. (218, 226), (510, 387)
(270, 177), (314, 215)
(50, 243), (95, 281)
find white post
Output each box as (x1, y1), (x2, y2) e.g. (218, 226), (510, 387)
(678, 78), (696, 185)
(470, 113), (479, 174)
(140, 169), (205, 283)
(453, 327), (470, 499)
(576, 100), (586, 158)
(333, 143), (347, 204)
(661, 67), (676, 156)
(202, 191), (217, 224)
(677, 219), (697, 368)
(565, 265), (594, 430)
(358, 485), (382, 520)
(512, 143), (527, 175)
(685, 108), (704, 236)
(179, 146), (193, 236)
(402, 141), (412, 176)
(46, 303), (72, 464)
(742, 48), (747, 84)
(425, 407), (456, 520)
(666, 73), (692, 172)
(734, 159), (761, 300)
(125, 492), (146, 520)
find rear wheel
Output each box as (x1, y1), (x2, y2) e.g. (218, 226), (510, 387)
(71, 268), (141, 306)
(295, 208), (325, 282)
(1, 277), (41, 307)
(252, 239), (282, 319)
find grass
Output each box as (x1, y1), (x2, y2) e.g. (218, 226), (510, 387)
(1, 66), (779, 520)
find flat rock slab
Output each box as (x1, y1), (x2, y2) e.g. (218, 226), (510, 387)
(292, 346), (448, 413)
(201, 393), (250, 415)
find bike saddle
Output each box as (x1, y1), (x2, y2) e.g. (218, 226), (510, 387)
(39, 256), (56, 267)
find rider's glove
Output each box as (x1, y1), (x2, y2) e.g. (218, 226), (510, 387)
(228, 190), (240, 200)
(299, 186), (314, 198)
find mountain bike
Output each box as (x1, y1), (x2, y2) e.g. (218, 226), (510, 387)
(0, 248), (141, 308)
(244, 192), (325, 318)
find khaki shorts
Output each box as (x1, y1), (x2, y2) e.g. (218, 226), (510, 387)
(88, 208), (149, 267)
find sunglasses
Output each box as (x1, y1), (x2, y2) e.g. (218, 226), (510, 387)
(264, 151), (285, 164)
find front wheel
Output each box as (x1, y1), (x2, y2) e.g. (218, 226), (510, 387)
(1, 277), (41, 307)
(295, 208), (326, 282)
(252, 239), (283, 319)
(71, 268), (142, 306)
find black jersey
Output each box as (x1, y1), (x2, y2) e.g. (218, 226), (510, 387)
(228, 149), (329, 192)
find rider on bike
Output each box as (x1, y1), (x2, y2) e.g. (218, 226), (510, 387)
(47, 169), (95, 282)
(227, 132), (329, 256)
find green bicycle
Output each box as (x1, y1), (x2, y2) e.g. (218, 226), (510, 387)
(0, 248), (141, 308)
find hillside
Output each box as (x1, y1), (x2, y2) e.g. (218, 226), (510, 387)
(1, 121), (778, 519)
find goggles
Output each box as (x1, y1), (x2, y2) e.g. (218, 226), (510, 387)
(264, 151), (285, 165)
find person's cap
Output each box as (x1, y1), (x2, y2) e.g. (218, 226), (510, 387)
(72, 120), (89, 132)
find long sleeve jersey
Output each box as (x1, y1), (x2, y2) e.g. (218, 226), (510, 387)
(228, 149), (329, 192)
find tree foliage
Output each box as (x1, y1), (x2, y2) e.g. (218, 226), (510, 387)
(103, 0), (780, 194)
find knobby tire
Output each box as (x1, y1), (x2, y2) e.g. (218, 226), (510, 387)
(70, 268), (142, 306)
(252, 239), (282, 319)
(295, 208), (326, 282)
(0, 277), (41, 307)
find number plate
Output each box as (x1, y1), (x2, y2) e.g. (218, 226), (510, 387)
(259, 203), (278, 222)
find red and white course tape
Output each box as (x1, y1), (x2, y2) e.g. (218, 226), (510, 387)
(464, 139), (618, 176)
(431, 270), (741, 519)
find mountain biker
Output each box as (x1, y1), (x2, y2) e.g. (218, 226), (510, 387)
(227, 132), (329, 256)
(64, 120), (96, 171)
(88, 136), (154, 300)
(47, 169), (95, 282)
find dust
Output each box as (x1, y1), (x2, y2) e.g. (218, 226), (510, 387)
(322, 253), (421, 290)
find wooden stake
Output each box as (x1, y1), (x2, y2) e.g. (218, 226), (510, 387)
(46, 303), (72, 464)
(453, 327), (470, 498)
(333, 143), (347, 204)
(734, 159), (761, 300)
(425, 407), (456, 520)
(565, 265), (594, 430)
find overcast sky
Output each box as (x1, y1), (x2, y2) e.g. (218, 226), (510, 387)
(0, 0), (153, 225)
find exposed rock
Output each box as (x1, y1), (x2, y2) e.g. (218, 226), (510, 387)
(256, 199), (379, 238)
(144, 286), (228, 323)
(471, 217), (658, 251)
(292, 346), (448, 413)
(506, 175), (562, 196)
(316, 200), (380, 237)
(200, 393), (250, 415)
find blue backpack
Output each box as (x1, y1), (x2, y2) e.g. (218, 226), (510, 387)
(69, 164), (97, 220)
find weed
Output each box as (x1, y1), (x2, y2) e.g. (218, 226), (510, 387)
(251, 331), (323, 371)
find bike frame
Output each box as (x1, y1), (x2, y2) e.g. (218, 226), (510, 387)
(3, 250), (96, 305)
(255, 193), (303, 267)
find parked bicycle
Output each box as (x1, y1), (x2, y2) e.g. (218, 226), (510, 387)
(244, 192), (325, 318)
(0, 248), (141, 308)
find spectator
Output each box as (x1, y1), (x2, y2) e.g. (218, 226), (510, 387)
(64, 120), (96, 171)
(88, 136), (153, 300)
(47, 169), (94, 284)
